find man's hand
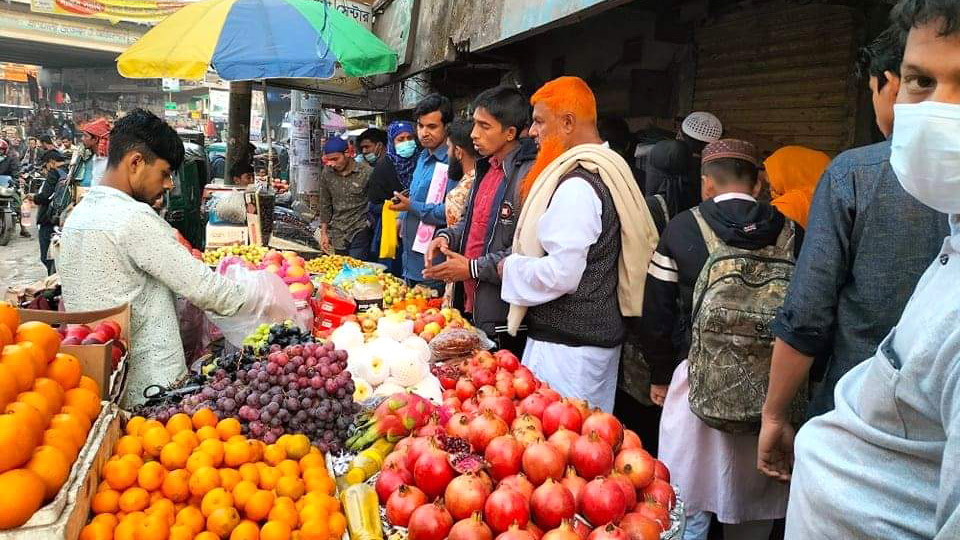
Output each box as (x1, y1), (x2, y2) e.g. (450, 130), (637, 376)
(650, 384), (669, 407)
(497, 258), (505, 279)
(757, 413), (796, 483)
(424, 236), (449, 269)
(422, 247), (471, 282)
(389, 191), (411, 212)
(314, 229), (332, 253)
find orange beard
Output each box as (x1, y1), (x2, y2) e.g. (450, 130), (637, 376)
(519, 136), (566, 205)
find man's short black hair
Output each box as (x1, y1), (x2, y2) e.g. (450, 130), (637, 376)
(702, 158), (758, 186)
(233, 161), (254, 177)
(856, 26), (904, 90)
(40, 149), (65, 164)
(357, 128), (387, 146)
(414, 93), (453, 125)
(40, 135), (53, 145)
(472, 86), (530, 134)
(447, 118), (478, 159)
(108, 108), (184, 170)
(892, 0), (960, 37)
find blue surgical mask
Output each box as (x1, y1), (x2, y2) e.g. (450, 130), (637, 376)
(354, 154), (365, 165)
(363, 152), (379, 165)
(396, 140), (417, 159)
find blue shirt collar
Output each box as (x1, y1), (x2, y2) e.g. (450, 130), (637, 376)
(421, 140), (448, 163)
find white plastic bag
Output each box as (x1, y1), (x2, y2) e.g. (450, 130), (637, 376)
(207, 263), (302, 346)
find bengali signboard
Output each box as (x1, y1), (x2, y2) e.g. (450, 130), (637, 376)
(30, 0), (197, 24)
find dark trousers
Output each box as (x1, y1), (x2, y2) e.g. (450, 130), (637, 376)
(494, 330), (528, 358)
(38, 223), (55, 275)
(335, 226), (373, 261)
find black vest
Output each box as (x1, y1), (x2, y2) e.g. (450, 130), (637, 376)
(526, 167), (624, 348)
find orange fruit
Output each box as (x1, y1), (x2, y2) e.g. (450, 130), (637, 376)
(160, 442), (189, 470)
(197, 438), (225, 467)
(201, 487), (235, 518)
(327, 512), (346, 538)
(232, 480), (259, 509)
(46, 353), (81, 390)
(243, 489), (275, 522)
(140, 419), (165, 434)
(274, 476), (304, 500)
(0, 324), (11, 349)
(172, 430), (199, 452)
(120, 453), (143, 469)
(15, 341), (47, 380)
(297, 503), (326, 526)
(230, 519), (260, 540)
(187, 449), (216, 473)
(248, 441), (265, 463)
(0, 303), (19, 333)
(115, 435), (143, 457)
(125, 416), (146, 437)
(2, 345), (36, 392)
(206, 507), (241, 539)
(31, 377), (64, 411)
(114, 515), (141, 540)
(15, 321), (60, 362)
(79, 520), (114, 540)
(224, 439), (253, 468)
(137, 461), (166, 491)
(280, 435), (310, 460)
(257, 466), (282, 491)
(0, 413), (36, 473)
(170, 524), (194, 540)
(149, 490), (166, 505)
(137, 512), (171, 540)
(26, 445), (71, 500)
(104, 457), (139, 490)
(189, 466), (221, 497)
(49, 412), (89, 448)
(92, 512), (120, 529)
(0, 363), (20, 410)
(298, 519), (328, 540)
(297, 454), (324, 473)
(238, 463), (260, 485)
(197, 425), (220, 441)
(141, 426), (171, 458)
(146, 499), (176, 525)
(77, 375), (100, 395)
(161, 469), (191, 503)
(192, 408), (218, 430)
(175, 505), (206, 534)
(64, 388), (102, 421)
(118, 486), (150, 513)
(0, 468), (45, 529)
(91, 488), (121, 514)
(5, 400), (42, 440)
(219, 468), (242, 492)
(196, 532), (221, 540)
(166, 413), (193, 435)
(302, 470), (334, 495)
(42, 428), (80, 463)
(276, 460), (299, 478)
(260, 520), (291, 540)
(267, 498), (298, 529)
(17, 390), (52, 421)
(216, 419), (242, 441)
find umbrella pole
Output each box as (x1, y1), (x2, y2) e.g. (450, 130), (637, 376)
(225, 80), (252, 184)
(262, 80), (273, 181)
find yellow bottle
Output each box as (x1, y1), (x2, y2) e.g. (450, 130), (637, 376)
(340, 483), (383, 540)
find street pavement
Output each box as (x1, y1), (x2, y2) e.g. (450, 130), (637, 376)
(1, 222), (48, 293)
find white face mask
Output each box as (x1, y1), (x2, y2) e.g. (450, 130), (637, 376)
(890, 101), (960, 214)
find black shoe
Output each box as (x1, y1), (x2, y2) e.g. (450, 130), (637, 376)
(19, 229), (31, 238)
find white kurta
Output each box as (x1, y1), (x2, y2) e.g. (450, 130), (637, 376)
(501, 178), (621, 412)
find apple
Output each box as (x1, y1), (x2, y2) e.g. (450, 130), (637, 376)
(420, 331), (436, 342)
(82, 332), (108, 345)
(424, 308), (439, 316)
(66, 324), (92, 339)
(62, 336), (82, 346)
(94, 323), (118, 341)
(424, 322), (442, 335)
(111, 343), (123, 368)
(413, 316), (426, 335)
(103, 320), (122, 337)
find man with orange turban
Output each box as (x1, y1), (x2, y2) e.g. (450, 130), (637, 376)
(76, 118), (110, 187)
(498, 76), (659, 412)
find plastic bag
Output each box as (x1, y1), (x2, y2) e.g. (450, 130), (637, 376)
(332, 263), (376, 288)
(207, 263), (302, 346)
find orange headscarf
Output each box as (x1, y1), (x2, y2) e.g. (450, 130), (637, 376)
(83, 118), (111, 157)
(764, 146), (831, 228)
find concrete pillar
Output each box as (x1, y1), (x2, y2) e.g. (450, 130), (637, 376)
(225, 80), (252, 183)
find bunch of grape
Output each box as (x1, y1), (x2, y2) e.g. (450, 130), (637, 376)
(242, 321), (313, 354)
(241, 323), (271, 350)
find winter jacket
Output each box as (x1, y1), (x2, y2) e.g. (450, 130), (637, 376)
(435, 138), (537, 336)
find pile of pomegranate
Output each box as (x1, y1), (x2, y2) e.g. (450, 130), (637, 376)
(374, 349), (676, 540)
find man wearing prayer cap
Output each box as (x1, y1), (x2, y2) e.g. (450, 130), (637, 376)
(315, 135), (374, 259)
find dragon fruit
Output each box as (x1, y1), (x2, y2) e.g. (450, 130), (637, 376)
(346, 392), (437, 450)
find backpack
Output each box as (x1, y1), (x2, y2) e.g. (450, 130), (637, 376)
(49, 168), (74, 226)
(686, 207), (807, 434)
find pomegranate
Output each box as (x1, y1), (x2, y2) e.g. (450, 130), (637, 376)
(450, 512), (494, 540)
(581, 411), (624, 451)
(513, 414), (543, 433)
(444, 388), (459, 400)
(447, 412), (474, 440)
(469, 410), (510, 451)
(478, 385), (500, 400)
(383, 449), (409, 471)
(480, 395), (518, 426)
(485, 435), (525, 481)
(518, 393), (552, 419)
(385, 484), (428, 527)
(620, 430), (643, 451)
(496, 371), (517, 399)
(542, 520), (581, 540)
(569, 432), (614, 479)
(640, 479), (675, 510)
(445, 472), (492, 520)
(375, 462), (414, 503)
(495, 350), (521, 371)
(407, 498), (454, 540)
(634, 501), (669, 532)
(395, 436), (416, 455)
(406, 436), (435, 471)
(537, 387), (562, 402)
(587, 524), (628, 540)
(444, 395), (464, 411)
(572, 519), (592, 540)
(530, 479), (576, 530)
(513, 370), (539, 399)
(614, 449), (655, 489)
(471, 367), (496, 388)
(513, 426), (546, 449)
(580, 477), (627, 527)
(619, 513), (660, 540)
(522, 441), (566, 485)
(500, 473), (535, 500)
(413, 446), (456, 499)
(475, 350), (498, 370)
(417, 414), (445, 438)
(527, 521), (544, 540)
(547, 426), (580, 462)
(495, 523), (537, 540)
(485, 486), (530, 533)
(457, 378), (478, 401)
(463, 397), (481, 415)
(561, 467), (587, 508)
(542, 400), (584, 436)
(568, 399), (591, 422)
(653, 460), (670, 483)
(608, 473), (637, 510)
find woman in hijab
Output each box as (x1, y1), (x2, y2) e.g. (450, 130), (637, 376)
(644, 139), (691, 234)
(763, 145), (831, 229)
(368, 121), (419, 271)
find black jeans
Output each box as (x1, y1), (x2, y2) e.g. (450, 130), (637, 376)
(335, 226), (373, 262)
(38, 223), (55, 275)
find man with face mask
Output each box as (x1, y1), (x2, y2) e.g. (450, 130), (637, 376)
(315, 136), (373, 259)
(775, 2), (960, 537)
(356, 128), (387, 168)
(58, 109), (274, 407)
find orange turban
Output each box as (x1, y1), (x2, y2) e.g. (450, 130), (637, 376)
(83, 118), (111, 157)
(764, 146), (831, 228)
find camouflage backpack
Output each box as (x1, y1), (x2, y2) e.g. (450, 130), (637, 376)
(687, 207), (807, 434)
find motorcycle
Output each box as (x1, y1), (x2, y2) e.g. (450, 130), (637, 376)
(0, 175), (18, 246)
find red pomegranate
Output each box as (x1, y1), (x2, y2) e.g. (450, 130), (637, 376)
(569, 432), (615, 479)
(640, 479), (675, 510)
(495, 523), (537, 540)
(375, 462), (414, 503)
(513, 426), (546, 449)
(463, 396), (481, 415)
(513, 370), (539, 399)
(620, 430), (643, 451)
(495, 350), (521, 371)
(608, 473), (637, 510)
(518, 393), (552, 419)
(530, 478), (576, 530)
(413, 446), (456, 499)
(447, 412), (474, 440)
(634, 501), (669, 532)
(561, 467), (587, 508)
(406, 436), (435, 471)
(484, 486), (530, 533)
(542, 400), (584, 436)
(449, 512), (494, 540)
(541, 520), (581, 540)
(477, 385), (500, 400)
(572, 518), (592, 540)
(395, 436), (416, 455)
(653, 460), (670, 483)
(513, 414), (543, 433)
(581, 411), (624, 451)
(480, 395), (517, 426)
(445, 472), (492, 521)
(471, 367), (496, 388)
(474, 350), (498, 370)
(547, 426), (580, 462)
(417, 414), (445, 438)
(586, 524), (628, 540)
(385, 484), (428, 527)
(457, 378), (478, 401)
(485, 435), (525, 481)
(408, 498), (453, 540)
(496, 371), (517, 399)
(527, 521), (544, 540)
(522, 441), (566, 485)
(579, 477), (627, 527)
(444, 395), (464, 411)
(500, 473), (535, 501)
(469, 410), (510, 452)
(383, 448), (409, 471)
(619, 513), (660, 540)
(613, 448), (655, 489)
(537, 387), (562, 402)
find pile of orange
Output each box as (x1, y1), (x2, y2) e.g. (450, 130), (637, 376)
(0, 304), (104, 530)
(81, 408), (345, 540)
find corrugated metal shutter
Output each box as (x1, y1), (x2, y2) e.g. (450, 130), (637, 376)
(693, 2), (861, 155)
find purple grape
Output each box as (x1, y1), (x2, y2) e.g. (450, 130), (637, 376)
(260, 410), (273, 423)
(266, 402), (280, 414)
(320, 366), (331, 378)
(258, 381), (270, 392)
(329, 364), (341, 375)
(263, 432), (278, 444)
(222, 398), (237, 412)
(259, 394), (270, 406)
